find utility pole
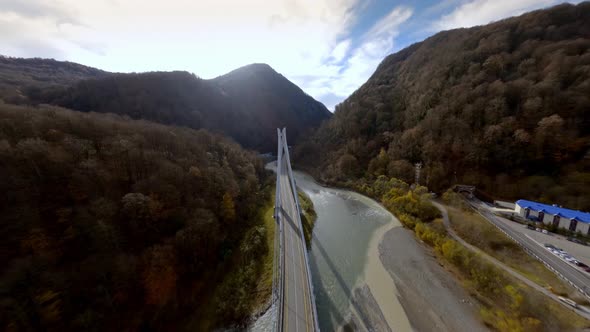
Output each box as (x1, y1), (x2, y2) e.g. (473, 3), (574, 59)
(414, 162), (422, 185)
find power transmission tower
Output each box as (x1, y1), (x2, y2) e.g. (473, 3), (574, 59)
(414, 162), (423, 185)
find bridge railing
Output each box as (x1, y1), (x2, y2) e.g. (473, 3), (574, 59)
(271, 128), (319, 331)
(280, 128), (320, 330)
(272, 129), (285, 332)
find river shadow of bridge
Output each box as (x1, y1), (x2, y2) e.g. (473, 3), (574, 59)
(308, 230), (381, 331)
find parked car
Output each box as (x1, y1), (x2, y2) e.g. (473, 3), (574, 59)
(541, 229), (549, 234)
(565, 257), (576, 263)
(567, 237), (589, 246)
(558, 296), (578, 308)
(527, 224), (536, 230)
(575, 261), (588, 268)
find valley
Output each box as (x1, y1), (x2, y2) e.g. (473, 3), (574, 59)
(2, 1), (590, 331)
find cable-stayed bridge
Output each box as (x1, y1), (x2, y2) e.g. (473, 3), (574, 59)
(271, 128), (319, 332)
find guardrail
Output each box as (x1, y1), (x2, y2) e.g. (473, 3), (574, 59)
(272, 129), (284, 332)
(280, 128), (320, 330)
(469, 201), (590, 301)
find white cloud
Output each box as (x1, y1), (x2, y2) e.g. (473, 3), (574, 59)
(366, 6), (413, 38)
(319, 6), (413, 109)
(0, 0), (79, 24)
(0, 0), (581, 111)
(0, 0), (366, 108)
(0, 0), (415, 111)
(328, 39), (351, 64)
(434, 0), (557, 30)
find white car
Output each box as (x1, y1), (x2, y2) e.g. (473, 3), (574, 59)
(542, 229), (548, 234)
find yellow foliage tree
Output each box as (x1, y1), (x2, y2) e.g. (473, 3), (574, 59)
(35, 289), (62, 323)
(221, 192), (236, 222)
(143, 245), (177, 306)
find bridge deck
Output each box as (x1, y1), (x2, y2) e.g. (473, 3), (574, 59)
(275, 128), (318, 332)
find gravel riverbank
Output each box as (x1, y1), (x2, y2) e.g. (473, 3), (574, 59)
(379, 227), (488, 332)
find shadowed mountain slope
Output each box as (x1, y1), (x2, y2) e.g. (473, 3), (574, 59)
(27, 63), (331, 151)
(0, 56), (109, 103)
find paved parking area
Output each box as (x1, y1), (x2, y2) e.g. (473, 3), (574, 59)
(494, 214), (590, 265)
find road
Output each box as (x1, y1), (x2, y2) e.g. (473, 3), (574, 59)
(468, 199), (590, 299)
(432, 201), (590, 320)
(277, 131), (316, 331)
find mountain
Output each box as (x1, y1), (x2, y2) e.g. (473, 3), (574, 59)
(27, 63), (331, 151)
(0, 102), (269, 330)
(296, 2), (590, 210)
(0, 56), (109, 103)
(0, 59), (329, 328)
(0, 59), (331, 329)
(213, 63), (332, 147)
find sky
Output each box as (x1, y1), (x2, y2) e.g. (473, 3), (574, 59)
(0, 0), (582, 110)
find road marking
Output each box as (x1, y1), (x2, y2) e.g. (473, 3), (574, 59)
(283, 207), (289, 332)
(278, 150), (317, 331)
(296, 220), (311, 331)
(288, 170), (311, 331)
(525, 233), (590, 280)
(284, 172), (299, 332)
(524, 233), (547, 248)
(472, 200), (590, 298)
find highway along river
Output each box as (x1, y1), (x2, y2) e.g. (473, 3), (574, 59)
(251, 165), (411, 331)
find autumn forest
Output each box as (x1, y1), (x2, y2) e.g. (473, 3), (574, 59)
(1, 2), (590, 331)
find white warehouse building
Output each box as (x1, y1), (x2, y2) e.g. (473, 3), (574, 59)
(515, 200), (590, 234)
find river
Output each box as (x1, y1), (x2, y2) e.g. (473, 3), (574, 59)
(251, 166), (411, 331)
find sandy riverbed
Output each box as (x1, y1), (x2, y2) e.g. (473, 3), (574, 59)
(361, 218), (413, 331)
(379, 227), (488, 332)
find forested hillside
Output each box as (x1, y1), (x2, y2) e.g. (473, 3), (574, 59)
(27, 64), (331, 151)
(0, 52), (329, 331)
(0, 56), (109, 103)
(296, 2), (590, 210)
(0, 102), (270, 330)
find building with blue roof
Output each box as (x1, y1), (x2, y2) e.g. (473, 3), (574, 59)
(515, 199), (590, 234)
